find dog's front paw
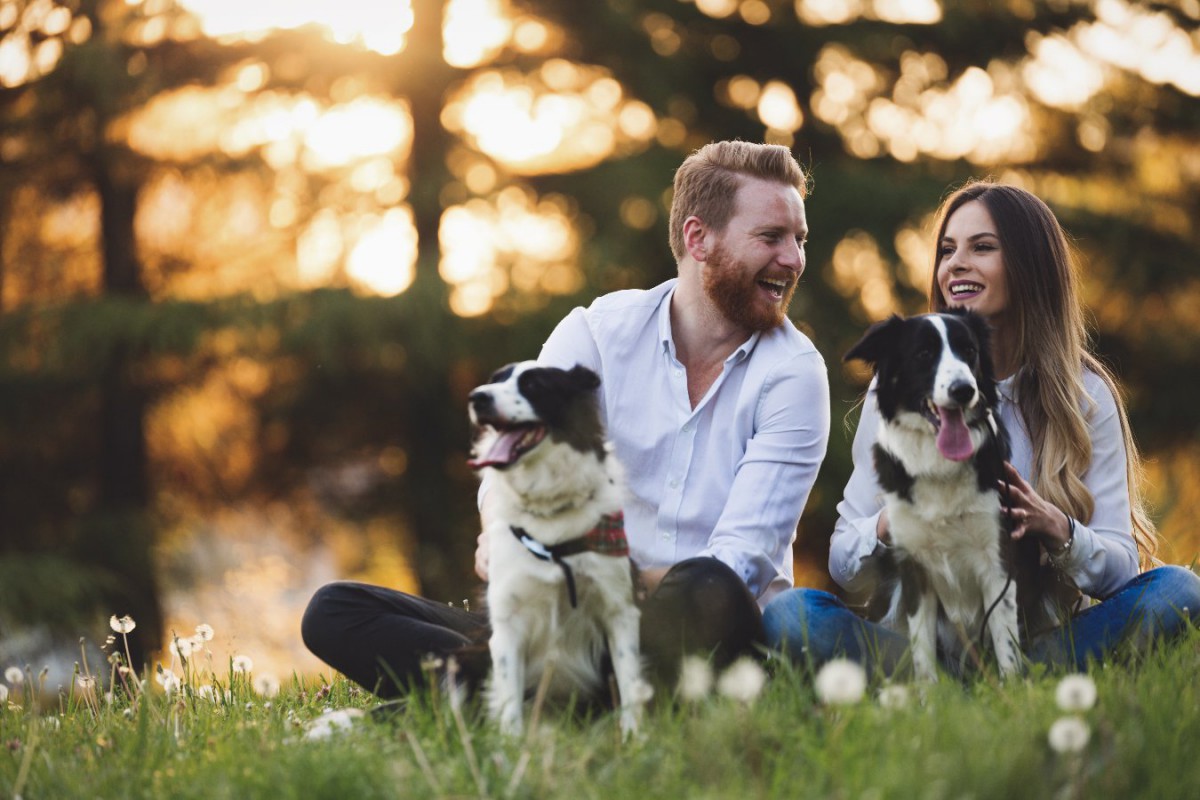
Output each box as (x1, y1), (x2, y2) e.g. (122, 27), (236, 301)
(618, 707), (642, 741)
(497, 706), (524, 738)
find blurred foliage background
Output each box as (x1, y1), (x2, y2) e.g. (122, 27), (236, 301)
(1, 0), (1197, 681)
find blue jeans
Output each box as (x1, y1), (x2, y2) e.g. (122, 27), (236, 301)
(763, 565), (1200, 676)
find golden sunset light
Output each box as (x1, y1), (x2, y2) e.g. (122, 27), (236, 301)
(813, 46), (1035, 164)
(439, 187), (581, 317)
(177, 0), (413, 55)
(443, 64), (657, 174)
(794, 0), (942, 26)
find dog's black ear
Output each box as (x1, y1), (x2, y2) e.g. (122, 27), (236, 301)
(954, 309), (1001, 403)
(844, 315), (905, 366)
(953, 308), (993, 352)
(566, 365), (601, 392)
(488, 362), (520, 384)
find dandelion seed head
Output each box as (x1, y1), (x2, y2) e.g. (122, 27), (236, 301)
(715, 657), (767, 704)
(110, 615), (137, 634)
(170, 637), (196, 659)
(1055, 674), (1097, 712)
(5, 667), (24, 685)
(814, 658), (867, 706)
(877, 684), (910, 710)
(1048, 715), (1091, 754)
(75, 675), (97, 690)
(197, 685), (216, 701)
(194, 624), (215, 641)
(156, 671), (181, 695)
(303, 708), (364, 740)
(0, 685), (8, 703)
(254, 675), (281, 698)
(677, 656), (714, 702)
(232, 655), (254, 674)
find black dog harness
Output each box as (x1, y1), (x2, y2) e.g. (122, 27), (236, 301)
(510, 511), (629, 608)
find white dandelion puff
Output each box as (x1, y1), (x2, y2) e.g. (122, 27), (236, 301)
(303, 708), (365, 741)
(169, 637), (196, 659)
(716, 657), (767, 704)
(814, 658), (867, 706)
(158, 672), (181, 696)
(232, 655), (254, 674)
(110, 615), (137, 634)
(1048, 715), (1091, 754)
(0, 684), (8, 703)
(197, 685), (216, 702)
(194, 624), (215, 642)
(877, 683), (910, 710)
(254, 675), (281, 698)
(75, 675), (97, 691)
(1055, 674), (1097, 713)
(5, 667), (24, 685)
(677, 656), (714, 702)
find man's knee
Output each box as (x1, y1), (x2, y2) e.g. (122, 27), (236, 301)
(640, 557), (765, 686)
(300, 581), (357, 655)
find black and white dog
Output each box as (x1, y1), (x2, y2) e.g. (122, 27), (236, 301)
(846, 309), (1038, 681)
(468, 361), (651, 737)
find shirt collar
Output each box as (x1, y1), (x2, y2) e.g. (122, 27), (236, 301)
(657, 280), (761, 366)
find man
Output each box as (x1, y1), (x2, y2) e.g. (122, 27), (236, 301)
(302, 140), (830, 695)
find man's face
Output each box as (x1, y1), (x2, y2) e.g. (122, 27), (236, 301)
(700, 177), (808, 332)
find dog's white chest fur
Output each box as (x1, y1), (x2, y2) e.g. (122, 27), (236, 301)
(470, 361), (652, 736)
(845, 312), (1022, 682)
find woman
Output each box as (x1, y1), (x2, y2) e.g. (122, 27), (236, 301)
(764, 181), (1200, 676)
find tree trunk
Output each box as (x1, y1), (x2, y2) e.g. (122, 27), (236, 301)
(89, 152), (162, 670)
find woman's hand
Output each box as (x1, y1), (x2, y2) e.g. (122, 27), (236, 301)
(474, 529), (490, 581)
(876, 508), (891, 545)
(998, 461), (1072, 553)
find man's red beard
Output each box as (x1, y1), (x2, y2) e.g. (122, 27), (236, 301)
(701, 242), (796, 332)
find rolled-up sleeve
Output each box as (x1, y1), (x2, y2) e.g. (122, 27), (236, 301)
(1053, 376), (1139, 597)
(828, 389), (888, 596)
(700, 351), (831, 603)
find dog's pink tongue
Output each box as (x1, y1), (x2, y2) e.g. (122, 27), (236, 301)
(467, 429), (527, 469)
(936, 406), (974, 462)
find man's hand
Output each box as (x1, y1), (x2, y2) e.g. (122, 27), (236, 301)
(638, 566), (670, 596)
(475, 529), (490, 581)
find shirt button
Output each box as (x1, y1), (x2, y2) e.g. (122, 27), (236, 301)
(669, 479), (679, 489)
(682, 423), (691, 432)
(674, 368), (683, 377)
(660, 531), (671, 541)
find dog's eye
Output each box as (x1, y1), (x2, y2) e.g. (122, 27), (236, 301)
(962, 345), (978, 362)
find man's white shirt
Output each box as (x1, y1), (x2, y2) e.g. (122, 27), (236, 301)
(535, 279), (830, 606)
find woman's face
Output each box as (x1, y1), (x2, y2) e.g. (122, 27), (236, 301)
(936, 199), (1010, 325)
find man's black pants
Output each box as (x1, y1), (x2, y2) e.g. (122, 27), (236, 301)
(300, 557), (766, 698)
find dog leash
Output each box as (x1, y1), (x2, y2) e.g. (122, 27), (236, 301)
(971, 407), (1015, 670)
(510, 512), (629, 608)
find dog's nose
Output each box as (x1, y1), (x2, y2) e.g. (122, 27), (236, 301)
(948, 380), (976, 407)
(469, 390), (494, 411)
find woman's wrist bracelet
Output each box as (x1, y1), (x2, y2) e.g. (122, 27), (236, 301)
(1047, 511), (1076, 568)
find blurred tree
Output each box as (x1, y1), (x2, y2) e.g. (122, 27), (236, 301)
(1, 0), (1198, 669)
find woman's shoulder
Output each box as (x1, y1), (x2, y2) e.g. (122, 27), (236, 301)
(1080, 366), (1121, 423)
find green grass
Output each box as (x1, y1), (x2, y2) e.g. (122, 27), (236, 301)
(2, 630), (1199, 800)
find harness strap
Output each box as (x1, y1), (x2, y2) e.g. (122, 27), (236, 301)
(510, 511), (627, 608)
